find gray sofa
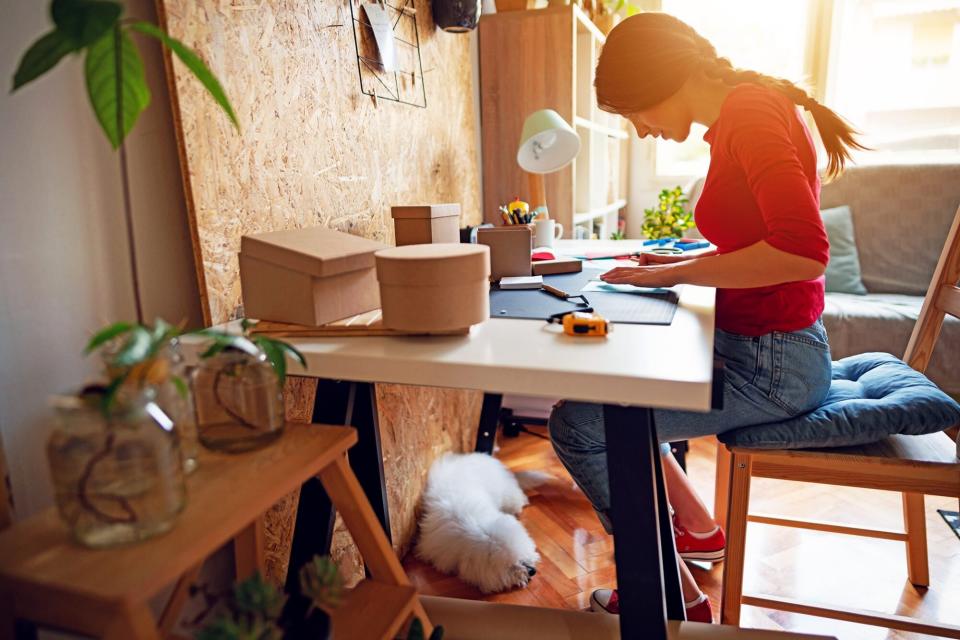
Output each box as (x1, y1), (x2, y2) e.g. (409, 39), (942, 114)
(691, 164), (959, 396)
(819, 164), (959, 396)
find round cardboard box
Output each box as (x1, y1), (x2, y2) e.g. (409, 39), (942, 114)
(375, 244), (490, 332)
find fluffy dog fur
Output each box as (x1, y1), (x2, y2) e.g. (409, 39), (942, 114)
(415, 453), (540, 593)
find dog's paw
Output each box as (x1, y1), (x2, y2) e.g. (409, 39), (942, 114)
(507, 560), (538, 589)
(500, 490), (529, 515)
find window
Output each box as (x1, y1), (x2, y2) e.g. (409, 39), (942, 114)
(655, 0), (812, 177)
(647, 0), (960, 178)
(826, 0), (960, 163)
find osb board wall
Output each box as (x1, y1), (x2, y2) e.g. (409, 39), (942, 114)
(266, 378), (481, 587)
(157, 0), (485, 582)
(157, 0), (482, 325)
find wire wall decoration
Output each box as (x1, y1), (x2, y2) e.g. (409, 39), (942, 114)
(349, 0), (427, 108)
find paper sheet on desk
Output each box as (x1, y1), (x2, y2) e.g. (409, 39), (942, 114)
(580, 280), (680, 296)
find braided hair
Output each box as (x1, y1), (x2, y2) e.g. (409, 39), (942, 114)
(594, 12), (866, 179)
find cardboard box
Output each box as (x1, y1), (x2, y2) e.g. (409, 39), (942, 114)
(391, 204), (461, 246)
(239, 226), (387, 326)
(375, 244), (490, 332)
(532, 258), (582, 276)
(477, 226), (531, 281)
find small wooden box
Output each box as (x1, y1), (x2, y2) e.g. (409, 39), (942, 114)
(532, 258), (582, 276)
(239, 226), (387, 326)
(391, 204), (461, 246)
(375, 244), (490, 332)
(477, 226), (532, 281)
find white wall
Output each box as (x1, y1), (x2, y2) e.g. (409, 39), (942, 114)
(0, 0), (201, 519)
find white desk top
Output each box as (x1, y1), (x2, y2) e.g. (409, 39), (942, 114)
(206, 241), (717, 412)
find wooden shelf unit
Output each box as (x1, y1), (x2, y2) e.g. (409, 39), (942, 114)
(0, 423), (432, 639)
(479, 5), (629, 240)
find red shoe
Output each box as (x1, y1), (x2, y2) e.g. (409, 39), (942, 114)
(685, 595), (714, 623)
(590, 588), (619, 614)
(674, 522), (726, 562)
(591, 589), (714, 624)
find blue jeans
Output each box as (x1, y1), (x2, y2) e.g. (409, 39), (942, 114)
(548, 319), (832, 532)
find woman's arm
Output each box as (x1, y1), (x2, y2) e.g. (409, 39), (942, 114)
(601, 240), (825, 288)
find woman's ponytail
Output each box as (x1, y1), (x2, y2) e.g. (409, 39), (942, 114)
(702, 57), (868, 180)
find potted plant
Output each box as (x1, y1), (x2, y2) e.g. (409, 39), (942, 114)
(195, 555), (444, 640)
(46, 319), (193, 547)
(192, 320), (306, 453)
(642, 186), (695, 240)
(433, 0), (483, 32)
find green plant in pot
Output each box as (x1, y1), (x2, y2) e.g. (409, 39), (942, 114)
(195, 556), (443, 640)
(642, 186), (695, 240)
(192, 320), (306, 453)
(46, 319), (192, 548)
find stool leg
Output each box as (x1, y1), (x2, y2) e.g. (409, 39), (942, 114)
(714, 442), (732, 532)
(319, 456), (434, 636)
(103, 604), (160, 640)
(721, 452), (752, 626)
(235, 517), (267, 581)
(902, 492), (930, 588)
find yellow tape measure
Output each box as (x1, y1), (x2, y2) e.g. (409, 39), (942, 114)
(548, 310), (610, 337)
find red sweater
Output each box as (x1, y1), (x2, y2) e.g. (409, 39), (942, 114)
(696, 84), (830, 336)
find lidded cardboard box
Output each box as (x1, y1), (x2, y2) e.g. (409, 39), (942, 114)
(239, 226), (387, 326)
(391, 204), (461, 246)
(375, 244), (490, 332)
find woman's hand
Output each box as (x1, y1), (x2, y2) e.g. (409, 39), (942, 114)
(600, 264), (684, 288)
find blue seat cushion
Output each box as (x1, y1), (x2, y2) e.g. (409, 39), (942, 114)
(719, 352), (960, 450)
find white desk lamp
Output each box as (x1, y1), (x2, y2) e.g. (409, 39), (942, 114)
(517, 109), (581, 216)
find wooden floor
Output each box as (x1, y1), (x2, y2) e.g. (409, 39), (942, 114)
(403, 426), (960, 639)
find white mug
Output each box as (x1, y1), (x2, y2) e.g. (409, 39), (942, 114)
(534, 219), (564, 248)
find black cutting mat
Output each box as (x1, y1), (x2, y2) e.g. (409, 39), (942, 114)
(490, 268), (679, 325)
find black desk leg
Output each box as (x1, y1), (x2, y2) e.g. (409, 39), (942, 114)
(603, 404), (685, 640)
(474, 393), (503, 454)
(343, 381), (392, 538)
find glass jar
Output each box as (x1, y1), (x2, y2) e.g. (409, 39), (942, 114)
(47, 388), (186, 548)
(160, 340), (200, 474)
(99, 340), (199, 474)
(190, 349), (285, 453)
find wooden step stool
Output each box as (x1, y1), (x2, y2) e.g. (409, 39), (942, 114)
(0, 423), (432, 640)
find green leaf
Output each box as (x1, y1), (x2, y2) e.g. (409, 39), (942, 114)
(11, 30), (76, 92)
(170, 375), (189, 399)
(129, 21), (239, 130)
(52, 0), (123, 48)
(100, 371), (128, 414)
(84, 321), (133, 353)
(113, 326), (152, 365)
(278, 341), (307, 368)
(256, 339), (286, 387)
(84, 26), (151, 148)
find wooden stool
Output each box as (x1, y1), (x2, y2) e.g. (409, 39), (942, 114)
(717, 205), (960, 637)
(0, 423), (432, 640)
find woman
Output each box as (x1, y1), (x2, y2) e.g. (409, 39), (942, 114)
(548, 13), (865, 623)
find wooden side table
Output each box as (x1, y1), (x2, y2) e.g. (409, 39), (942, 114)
(0, 423), (431, 640)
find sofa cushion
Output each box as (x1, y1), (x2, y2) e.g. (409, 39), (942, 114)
(719, 353), (960, 449)
(822, 292), (960, 395)
(822, 205), (868, 295)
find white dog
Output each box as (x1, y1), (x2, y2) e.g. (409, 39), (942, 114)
(415, 452), (540, 593)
